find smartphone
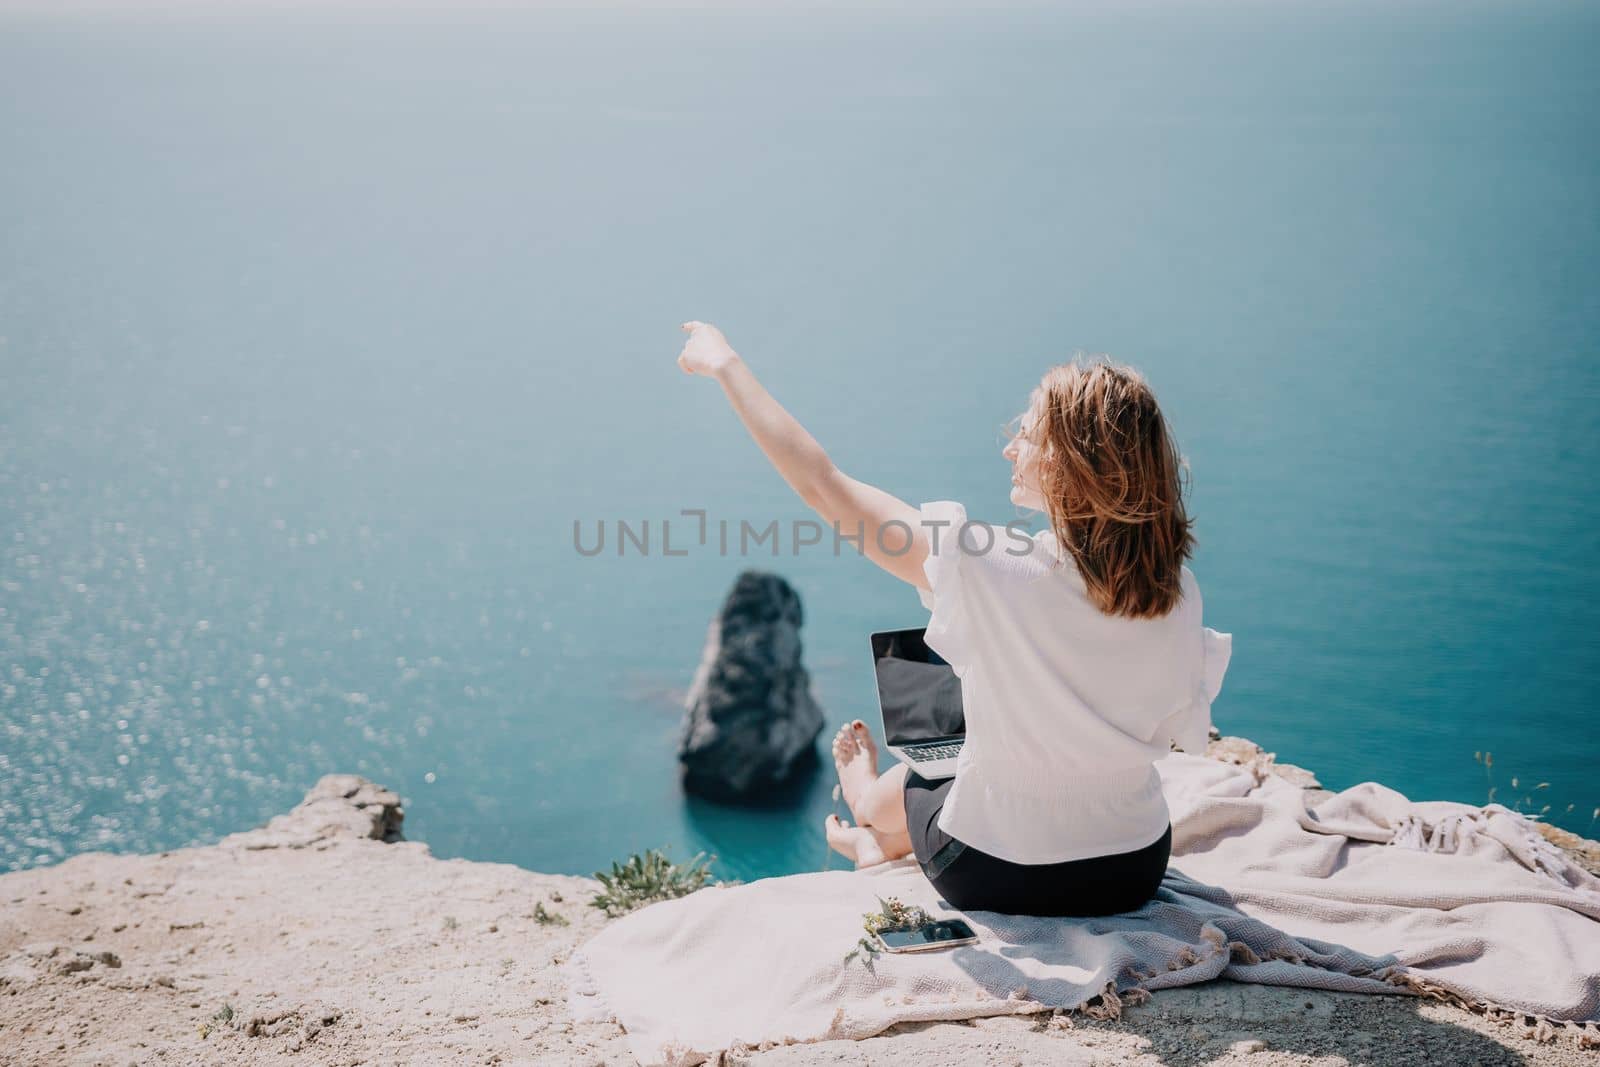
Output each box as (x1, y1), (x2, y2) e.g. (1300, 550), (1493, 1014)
(872, 919), (978, 954)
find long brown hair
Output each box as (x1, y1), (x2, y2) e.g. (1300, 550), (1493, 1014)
(1015, 357), (1195, 619)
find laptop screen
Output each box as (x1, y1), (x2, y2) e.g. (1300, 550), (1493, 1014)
(871, 628), (966, 747)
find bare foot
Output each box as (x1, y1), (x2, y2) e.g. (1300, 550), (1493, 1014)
(825, 814), (887, 870)
(831, 720), (881, 825)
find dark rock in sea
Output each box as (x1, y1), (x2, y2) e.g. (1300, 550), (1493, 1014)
(678, 570), (826, 804)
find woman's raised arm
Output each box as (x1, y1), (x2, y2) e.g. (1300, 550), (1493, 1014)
(676, 321), (930, 589)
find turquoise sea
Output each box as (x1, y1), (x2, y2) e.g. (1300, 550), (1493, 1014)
(2, 1), (1597, 881)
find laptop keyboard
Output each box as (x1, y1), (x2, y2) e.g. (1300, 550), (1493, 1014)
(906, 741), (963, 761)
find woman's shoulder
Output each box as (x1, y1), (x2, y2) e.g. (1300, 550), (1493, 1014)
(1180, 562), (1200, 595)
(980, 520), (1077, 587)
(920, 502), (1052, 571)
(1179, 563), (1205, 614)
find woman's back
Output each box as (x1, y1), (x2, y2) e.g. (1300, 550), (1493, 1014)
(917, 500), (1232, 866)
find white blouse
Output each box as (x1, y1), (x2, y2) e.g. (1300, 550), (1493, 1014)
(916, 500), (1233, 865)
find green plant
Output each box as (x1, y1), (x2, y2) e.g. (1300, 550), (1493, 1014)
(589, 848), (718, 917)
(533, 901), (569, 927)
(843, 896), (933, 968)
(198, 1003), (234, 1040)
(441, 915), (458, 931)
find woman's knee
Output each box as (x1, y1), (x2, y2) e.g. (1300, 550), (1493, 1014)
(861, 764), (910, 830)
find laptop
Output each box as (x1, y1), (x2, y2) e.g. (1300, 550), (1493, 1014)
(870, 627), (966, 779)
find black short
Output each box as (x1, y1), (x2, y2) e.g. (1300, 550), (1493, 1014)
(903, 768), (1171, 917)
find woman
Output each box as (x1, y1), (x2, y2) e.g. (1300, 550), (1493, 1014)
(676, 321), (1231, 918)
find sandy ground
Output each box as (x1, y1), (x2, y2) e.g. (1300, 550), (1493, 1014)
(0, 775), (1592, 1067)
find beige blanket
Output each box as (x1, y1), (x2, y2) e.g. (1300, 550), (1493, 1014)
(564, 752), (1600, 1066)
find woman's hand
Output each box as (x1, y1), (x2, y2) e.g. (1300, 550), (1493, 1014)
(677, 321), (742, 379)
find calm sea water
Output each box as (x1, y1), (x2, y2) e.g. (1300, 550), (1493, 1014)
(2, 2), (1597, 881)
